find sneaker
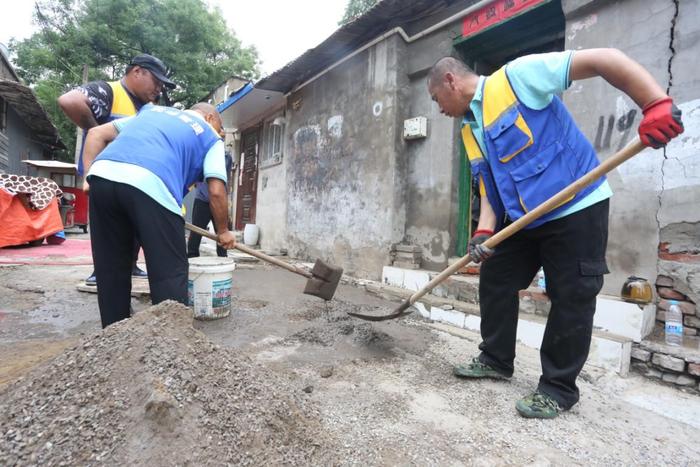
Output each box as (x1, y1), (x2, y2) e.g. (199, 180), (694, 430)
(132, 266), (148, 278)
(453, 357), (510, 380)
(85, 274), (97, 286)
(515, 391), (561, 419)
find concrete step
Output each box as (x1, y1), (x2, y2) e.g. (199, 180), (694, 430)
(382, 266), (480, 304)
(384, 266), (655, 342)
(376, 266), (634, 375)
(365, 282), (481, 318)
(519, 289), (655, 343)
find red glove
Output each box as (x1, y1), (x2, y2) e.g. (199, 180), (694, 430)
(638, 97), (684, 149)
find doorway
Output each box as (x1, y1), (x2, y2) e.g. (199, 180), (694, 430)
(235, 125), (261, 230)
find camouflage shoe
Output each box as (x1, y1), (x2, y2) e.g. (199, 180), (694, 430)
(515, 391), (561, 419)
(453, 357), (510, 380)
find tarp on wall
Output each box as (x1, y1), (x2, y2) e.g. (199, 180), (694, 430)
(0, 189), (63, 248)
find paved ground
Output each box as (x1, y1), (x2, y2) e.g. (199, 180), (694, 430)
(1, 237), (700, 465)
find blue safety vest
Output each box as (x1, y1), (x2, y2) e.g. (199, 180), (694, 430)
(95, 105), (221, 205)
(462, 66), (605, 229)
(77, 81), (141, 175)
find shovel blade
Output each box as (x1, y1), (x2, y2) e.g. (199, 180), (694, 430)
(347, 300), (414, 321)
(303, 259), (343, 301)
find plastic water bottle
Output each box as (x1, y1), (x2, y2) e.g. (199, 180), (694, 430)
(665, 300), (683, 346)
(537, 268), (546, 293)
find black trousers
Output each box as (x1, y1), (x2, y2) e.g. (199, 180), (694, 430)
(89, 176), (188, 328)
(87, 229), (141, 276)
(187, 198), (227, 258)
(478, 199), (609, 409)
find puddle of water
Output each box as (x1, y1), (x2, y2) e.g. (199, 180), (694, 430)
(0, 338), (78, 388)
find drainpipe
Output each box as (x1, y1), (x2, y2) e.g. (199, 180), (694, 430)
(288, 0), (493, 95)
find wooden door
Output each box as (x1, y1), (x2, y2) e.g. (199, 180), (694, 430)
(235, 126), (260, 230)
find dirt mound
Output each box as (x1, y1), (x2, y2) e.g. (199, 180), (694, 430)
(285, 301), (394, 348)
(0, 301), (338, 466)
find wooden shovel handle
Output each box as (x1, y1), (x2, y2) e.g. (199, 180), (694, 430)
(406, 138), (647, 306)
(184, 222), (312, 279)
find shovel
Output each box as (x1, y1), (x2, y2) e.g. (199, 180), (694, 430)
(348, 138), (647, 321)
(185, 222), (343, 301)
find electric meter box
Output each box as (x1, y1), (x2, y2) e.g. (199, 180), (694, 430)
(403, 116), (428, 140)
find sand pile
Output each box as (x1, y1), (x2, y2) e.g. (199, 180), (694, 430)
(0, 301), (338, 466)
(285, 301), (394, 348)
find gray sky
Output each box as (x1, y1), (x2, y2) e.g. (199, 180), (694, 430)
(0, 0), (349, 75)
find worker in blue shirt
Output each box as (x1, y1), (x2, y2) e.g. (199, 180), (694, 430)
(82, 102), (236, 328)
(428, 49), (683, 419)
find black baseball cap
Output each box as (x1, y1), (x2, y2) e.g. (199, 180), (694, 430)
(129, 54), (176, 89)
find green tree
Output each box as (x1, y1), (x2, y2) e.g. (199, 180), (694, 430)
(9, 0), (259, 160)
(339, 0), (378, 25)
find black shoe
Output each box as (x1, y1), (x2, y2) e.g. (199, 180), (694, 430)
(132, 266), (148, 278)
(85, 274), (97, 286)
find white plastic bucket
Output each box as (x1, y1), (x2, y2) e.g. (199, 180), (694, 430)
(243, 223), (259, 246)
(187, 257), (236, 320)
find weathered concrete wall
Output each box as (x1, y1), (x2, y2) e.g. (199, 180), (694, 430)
(5, 105), (46, 175)
(404, 28), (463, 269)
(657, 0), (700, 303)
(561, 0), (700, 297)
(256, 144), (287, 250)
(284, 35), (409, 279)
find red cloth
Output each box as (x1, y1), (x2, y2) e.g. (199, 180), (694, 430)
(0, 188), (64, 248)
(0, 238), (93, 265)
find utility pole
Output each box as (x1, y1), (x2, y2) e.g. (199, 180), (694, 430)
(73, 64), (88, 170)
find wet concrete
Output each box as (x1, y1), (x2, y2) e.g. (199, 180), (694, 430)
(0, 262), (431, 388)
(0, 263), (100, 389)
(195, 267), (433, 367)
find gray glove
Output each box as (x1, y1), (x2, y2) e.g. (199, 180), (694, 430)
(468, 230), (494, 263)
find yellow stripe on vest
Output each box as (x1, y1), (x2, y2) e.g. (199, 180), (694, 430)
(108, 81), (138, 118)
(461, 126), (487, 197)
(461, 125), (483, 162)
(483, 67), (533, 162)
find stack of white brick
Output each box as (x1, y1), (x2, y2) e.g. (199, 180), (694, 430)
(380, 265), (636, 376)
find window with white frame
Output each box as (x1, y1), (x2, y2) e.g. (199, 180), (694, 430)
(261, 115), (284, 167)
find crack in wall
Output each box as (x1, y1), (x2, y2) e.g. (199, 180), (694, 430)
(656, 0), (680, 269)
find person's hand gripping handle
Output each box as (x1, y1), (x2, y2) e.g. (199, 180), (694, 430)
(468, 229), (494, 263)
(638, 97), (684, 149)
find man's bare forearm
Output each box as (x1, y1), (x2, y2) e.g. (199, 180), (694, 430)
(83, 123), (118, 174)
(57, 90), (99, 129)
(477, 194), (497, 232)
(207, 179), (230, 235)
(569, 48), (667, 108)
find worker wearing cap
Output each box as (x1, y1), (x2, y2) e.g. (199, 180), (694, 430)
(427, 49), (683, 418)
(81, 103), (235, 328)
(58, 53), (176, 286)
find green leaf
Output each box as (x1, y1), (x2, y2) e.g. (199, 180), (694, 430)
(8, 0), (260, 159)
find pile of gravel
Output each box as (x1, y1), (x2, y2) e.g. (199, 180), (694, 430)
(0, 301), (338, 466)
(285, 301), (393, 347)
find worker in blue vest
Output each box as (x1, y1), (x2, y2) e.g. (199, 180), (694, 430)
(81, 103), (236, 328)
(58, 54), (176, 286)
(428, 49), (683, 419)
